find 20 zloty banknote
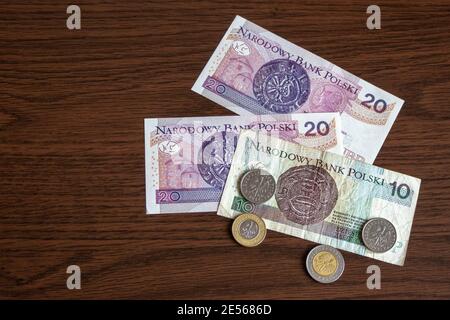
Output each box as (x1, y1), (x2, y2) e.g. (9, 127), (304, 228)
(192, 15), (404, 164)
(145, 113), (343, 214)
(218, 130), (420, 265)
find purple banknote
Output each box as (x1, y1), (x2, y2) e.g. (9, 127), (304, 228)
(145, 114), (343, 214)
(192, 16), (404, 164)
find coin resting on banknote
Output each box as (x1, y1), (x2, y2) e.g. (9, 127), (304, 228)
(362, 218), (397, 253)
(239, 169), (276, 205)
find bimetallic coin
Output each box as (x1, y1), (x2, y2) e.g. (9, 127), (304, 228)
(362, 218), (397, 253)
(239, 169), (276, 205)
(232, 213), (267, 247)
(306, 245), (345, 283)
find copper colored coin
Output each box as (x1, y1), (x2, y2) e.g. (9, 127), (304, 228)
(362, 218), (397, 253)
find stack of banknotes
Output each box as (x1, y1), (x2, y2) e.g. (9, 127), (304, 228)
(144, 16), (421, 269)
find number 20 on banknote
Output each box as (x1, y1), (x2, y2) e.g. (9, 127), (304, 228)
(192, 15), (405, 164)
(145, 114), (343, 214)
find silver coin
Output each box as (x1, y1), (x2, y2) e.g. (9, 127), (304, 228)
(362, 218), (397, 253)
(239, 219), (259, 240)
(239, 169), (276, 204)
(306, 245), (345, 283)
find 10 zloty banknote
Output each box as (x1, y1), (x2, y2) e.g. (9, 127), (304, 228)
(218, 130), (420, 265)
(192, 16), (404, 164)
(145, 113), (343, 214)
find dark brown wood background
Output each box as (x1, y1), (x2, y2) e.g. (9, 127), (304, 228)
(1, 0), (449, 300)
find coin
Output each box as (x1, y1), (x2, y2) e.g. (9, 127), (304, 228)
(362, 218), (397, 253)
(306, 245), (345, 283)
(239, 169), (276, 204)
(232, 213), (267, 247)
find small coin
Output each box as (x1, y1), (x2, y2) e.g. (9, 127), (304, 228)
(306, 245), (345, 283)
(239, 169), (276, 204)
(232, 213), (267, 247)
(362, 218), (397, 253)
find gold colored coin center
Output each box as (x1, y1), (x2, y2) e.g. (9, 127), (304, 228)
(312, 251), (338, 276)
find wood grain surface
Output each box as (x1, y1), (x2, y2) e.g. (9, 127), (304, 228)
(1, 0), (449, 299)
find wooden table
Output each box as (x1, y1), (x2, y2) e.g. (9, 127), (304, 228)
(1, 0), (449, 299)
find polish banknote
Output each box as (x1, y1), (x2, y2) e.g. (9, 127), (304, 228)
(217, 130), (420, 265)
(192, 15), (404, 164)
(145, 113), (343, 214)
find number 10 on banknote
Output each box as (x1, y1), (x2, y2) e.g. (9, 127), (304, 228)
(192, 16), (404, 164)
